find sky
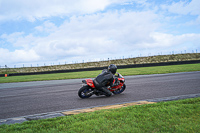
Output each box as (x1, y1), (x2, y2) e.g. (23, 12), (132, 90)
(0, 0), (200, 68)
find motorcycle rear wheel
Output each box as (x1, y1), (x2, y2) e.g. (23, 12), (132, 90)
(112, 84), (126, 94)
(78, 85), (93, 98)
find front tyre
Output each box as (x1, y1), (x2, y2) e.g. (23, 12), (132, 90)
(112, 84), (126, 94)
(78, 85), (93, 99)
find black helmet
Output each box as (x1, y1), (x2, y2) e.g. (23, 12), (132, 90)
(108, 64), (117, 74)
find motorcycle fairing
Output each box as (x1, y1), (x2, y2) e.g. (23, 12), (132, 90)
(82, 79), (95, 88)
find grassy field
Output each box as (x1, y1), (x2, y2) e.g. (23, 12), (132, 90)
(0, 97), (199, 133)
(0, 63), (200, 83)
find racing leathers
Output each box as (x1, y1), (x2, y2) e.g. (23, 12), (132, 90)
(93, 69), (119, 97)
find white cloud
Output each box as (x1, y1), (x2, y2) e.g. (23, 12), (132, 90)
(0, 0), (200, 67)
(0, 48), (40, 65)
(162, 0), (200, 16)
(0, 0), (126, 22)
(36, 10), (160, 55)
(0, 9), (161, 65)
(1, 32), (37, 49)
(1, 32), (24, 44)
(35, 21), (57, 32)
(141, 32), (200, 48)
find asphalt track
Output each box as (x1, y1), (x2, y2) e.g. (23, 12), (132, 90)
(0, 71), (200, 120)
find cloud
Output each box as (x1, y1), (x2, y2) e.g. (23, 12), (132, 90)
(35, 21), (58, 33)
(33, 10), (160, 56)
(0, 48), (40, 65)
(2, 8), (200, 65)
(1, 32), (37, 50)
(0, 0), (125, 22)
(1, 9), (161, 65)
(162, 0), (200, 16)
(142, 32), (200, 48)
(0, 0), (200, 67)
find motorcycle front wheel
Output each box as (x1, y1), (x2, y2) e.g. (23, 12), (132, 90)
(78, 85), (94, 99)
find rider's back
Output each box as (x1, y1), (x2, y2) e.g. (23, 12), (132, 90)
(95, 70), (113, 86)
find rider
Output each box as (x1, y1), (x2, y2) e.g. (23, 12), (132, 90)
(93, 64), (119, 97)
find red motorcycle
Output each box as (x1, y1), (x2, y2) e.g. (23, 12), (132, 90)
(78, 73), (126, 98)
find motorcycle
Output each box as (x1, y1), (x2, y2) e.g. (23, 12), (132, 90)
(78, 72), (126, 98)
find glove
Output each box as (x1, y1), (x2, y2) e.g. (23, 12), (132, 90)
(107, 86), (111, 89)
(113, 80), (120, 86)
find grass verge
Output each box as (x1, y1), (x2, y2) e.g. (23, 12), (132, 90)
(0, 97), (199, 133)
(0, 63), (200, 83)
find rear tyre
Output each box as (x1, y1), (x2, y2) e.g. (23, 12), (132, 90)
(112, 84), (126, 94)
(78, 85), (93, 99)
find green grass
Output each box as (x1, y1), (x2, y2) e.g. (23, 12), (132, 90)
(0, 63), (200, 83)
(0, 97), (199, 133)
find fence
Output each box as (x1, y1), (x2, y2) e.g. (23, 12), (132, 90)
(1, 49), (199, 69)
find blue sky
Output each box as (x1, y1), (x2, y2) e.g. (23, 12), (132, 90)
(0, 0), (200, 68)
